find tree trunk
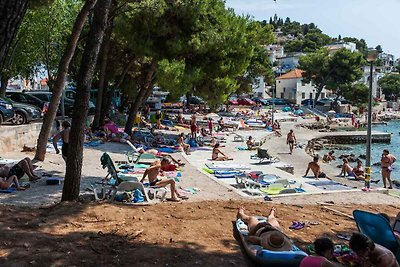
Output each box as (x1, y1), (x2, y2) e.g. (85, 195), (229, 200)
(62, 0), (111, 202)
(0, 0), (28, 74)
(34, 0), (98, 161)
(0, 74), (9, 97)
(313, 85), (325, 106)
(124, 61), (157, 135)
(92, 19), (113, 130)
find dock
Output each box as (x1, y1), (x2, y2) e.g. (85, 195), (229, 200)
(320, 131), (391, 144)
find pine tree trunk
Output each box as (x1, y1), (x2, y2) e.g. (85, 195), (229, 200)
(0, 0), (28, 74)
(124, 61), (157, 135)
(34, 0), (97, 161)
(0, 74), (9, 97)
(62, 0), (112, 202)
(92, 21), (112, 129)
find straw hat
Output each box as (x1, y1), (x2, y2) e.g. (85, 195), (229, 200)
(260, 231), (292, 251)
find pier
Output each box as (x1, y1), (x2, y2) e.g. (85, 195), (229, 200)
(320, 131), (391, 144)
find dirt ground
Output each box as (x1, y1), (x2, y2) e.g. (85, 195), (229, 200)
(0, 200), (398, 267)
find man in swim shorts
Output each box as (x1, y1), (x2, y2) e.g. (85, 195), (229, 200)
(304, 156), (327, 179)
(0, 157), (40, 182)
(286, 129), (296, 154)
(381, 149), (396, 189)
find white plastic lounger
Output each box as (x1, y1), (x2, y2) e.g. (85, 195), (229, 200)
(206, 163), (251, 170)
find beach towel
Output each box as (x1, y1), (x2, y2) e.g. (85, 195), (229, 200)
(133, 189), (144, 203)
(157, 147), (176, 153)
(0, 188), (16, 193)
(236, 147), (248, 151)
(306, 180), (353, 191)
(206, 163), (251, 170)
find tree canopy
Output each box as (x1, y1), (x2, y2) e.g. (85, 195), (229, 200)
(378, 73), (400, 99)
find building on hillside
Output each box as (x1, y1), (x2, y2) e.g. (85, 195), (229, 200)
(359, 65), (384, 98)
(324, 42), (357, 54)
(252, 76), (270, 99)
(276, 52), (305, 74)
(265, 44), (284, 63)
(377, 52), (395, 73)
(275, 69), (330, 104)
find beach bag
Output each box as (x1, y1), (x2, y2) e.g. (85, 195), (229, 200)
(249, 171), (263, 179)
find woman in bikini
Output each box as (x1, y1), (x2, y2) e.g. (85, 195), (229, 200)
(212, 143), (232, 161)
(381, 149), (396, 189)
(53, 121), (71, 162)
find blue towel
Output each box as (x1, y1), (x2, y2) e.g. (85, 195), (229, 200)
(133, 189), (144, 203)
(0, 188), (16, 193)
(158, 147), (175, 153)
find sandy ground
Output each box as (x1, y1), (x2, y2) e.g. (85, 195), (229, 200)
(1, 113), (400, 266)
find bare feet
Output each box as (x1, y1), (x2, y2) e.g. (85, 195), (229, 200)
(17, 187), (26, 191)
(269, 207), (277, 218)
(237, 206), (246, 219)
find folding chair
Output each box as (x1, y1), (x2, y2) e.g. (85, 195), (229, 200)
(353, 209), (400, 262)
(257, 148), (277, 164)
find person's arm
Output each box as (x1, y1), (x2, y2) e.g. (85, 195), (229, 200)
(140, 166), (157, 183)
(53, 132), (62, 154)
(304, 164), (310, 177)
(294, 134), (297, 143)
(218, 149), (227, 157)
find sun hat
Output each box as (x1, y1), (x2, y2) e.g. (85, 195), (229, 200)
(260, 231), (293, 251)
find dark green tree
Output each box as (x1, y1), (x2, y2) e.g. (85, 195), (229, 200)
(378, 73), (400, 99)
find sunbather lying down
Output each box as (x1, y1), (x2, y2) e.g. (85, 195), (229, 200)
(0, 157), (40, 182)
(0, 175), (27, 190)
(140, 158), (188, 202)
(237, 206), (293, 251)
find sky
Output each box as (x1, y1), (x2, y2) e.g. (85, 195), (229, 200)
(226, 0), (400, 58)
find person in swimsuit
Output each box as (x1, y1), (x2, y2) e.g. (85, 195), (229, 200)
(237, 206), (293, 251)
(53, 121), (71, 162)
(300, 237), (341, 267)
(286, 129), (297, 154)
(190, 115), (197, 140)
(155, 110), (162, 129)
(246, 136), (257, 150)
(0, 158), (40, 182)
(140, 158), (187, 201)
(349, 232), (399, 267)
(381, 149), (396, 189)
(304, 156), (327, 179)
(208, 118), (213, 135)
(339, 158), (354, 177)
(177, 133), (190, 155)
(352, 160), (365, 181)
(322, 151), (336, 163)
(0, 175), (27, 190)
(212, 143), (232, 161)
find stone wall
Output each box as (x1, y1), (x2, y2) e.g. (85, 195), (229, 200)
(0, 123), (55, 153)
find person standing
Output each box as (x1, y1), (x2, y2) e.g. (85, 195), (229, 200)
(53, 121), (71, 162)
(286, 129), (296, 154)
(381, 149), (396, 189)
(190, 115), (197, 140)
(208, 118), (213, 136)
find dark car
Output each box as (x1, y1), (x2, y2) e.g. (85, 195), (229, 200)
(26, 91), (75, 116)
(188, 96), (205, 105)
(0, 98), (15, 125)
(266, 98), (290, 106)
(237, 98), (256, 106)
(10, 101), (42, 125)
(300, 99), (327, 106)
(6, 91), (48, 113)
(252, 97), (270, 105)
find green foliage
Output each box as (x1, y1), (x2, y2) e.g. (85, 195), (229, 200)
(4, 0), (82, 83)
(284, 31), (332, 53)
(378, 73), (400, 98)
(299, 48), (365, 100)
(340, 83), (369, 106)
(375, 45), (383, 53)
(342, 37), (368, 56)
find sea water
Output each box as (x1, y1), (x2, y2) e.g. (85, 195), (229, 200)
(322, 120), (400, 181)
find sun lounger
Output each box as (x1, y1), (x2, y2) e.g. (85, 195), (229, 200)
(110, 181), (167, 203)
(256, 148), (278, 164)
(233, 133), (245, 142)
(353, 210), (400, 261)
(125, 141), (157, 164)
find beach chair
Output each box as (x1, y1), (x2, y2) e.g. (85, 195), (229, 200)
(233, 133), (245, 142)
(256, 148), (276, 164)
(353, 210), (400, 261)
(125, 141), (157, 164)
(99, 153), (166, 202)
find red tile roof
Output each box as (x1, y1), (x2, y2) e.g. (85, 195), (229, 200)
(276, 69), (304, 80)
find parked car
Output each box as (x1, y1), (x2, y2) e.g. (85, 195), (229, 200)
(266, 98), (290, 106)
(0, 98), (15, 125)
(301, 99), (329, 106)
(6, 91), (48, 113)
(65, 89), (96, 114)
(26, 91), (75, 116)
(187, 96), (205, 105)
(237, 98), (256, 106)
(252, 97), (270, 105)
(10, 101), (42, 125)
(228, 98), (239, 105)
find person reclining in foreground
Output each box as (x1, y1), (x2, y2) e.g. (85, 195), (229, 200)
(0, 175), (27, 190)
(140, 158), (188, 202)
(237, 206), (293, 251)
(304, 156), (327, 179)
(0, 157), (40, 182)
(349, 232), (399, 267)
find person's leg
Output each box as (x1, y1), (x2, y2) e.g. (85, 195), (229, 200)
(17, 160), (36, 180)
(156, 179), (178, 200)
(388, 171), (393, 189)
(382, 170), (387, 188)
(267, 207), (281, 230)
(237, 206), (260, 230)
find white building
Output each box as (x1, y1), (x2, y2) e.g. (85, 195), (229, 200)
(377, 53), (395, 73)
(265, 44), (284, 63)
(252, 76), (270, 99)
(324, 42), (357, 54)
(276, 69), (330, 104)
(359, 65), (384, 98)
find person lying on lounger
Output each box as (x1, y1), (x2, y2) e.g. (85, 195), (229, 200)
(212, 143), (232, 161)
(237, 206), (293, 251)
(0, 175), (27, 190)
(304, 156), (327, 179)
(140, 158), (187, 202)
(0, 157), (40, 182)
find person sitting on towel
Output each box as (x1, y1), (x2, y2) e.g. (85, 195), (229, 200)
(0, 175), (27, 190)
(212, 143), (233, 161)
(246, 136), (257, 150)
(349, 232), (399, 267)
(140, 158), (187, 202)
(300, 237), (341, 267)
(352, 160), (365, 181)
(322, 151), (336, 163)
(304, 156), (327, 179)
(0, 157), (40, 182)
(339, 158), (354, 177)
(237, 206), (293, 251)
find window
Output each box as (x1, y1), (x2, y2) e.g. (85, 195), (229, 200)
(283, 87), (286, 92)
(280, 92), (284, 98)
(301, 81), (306, 86)
(302, 92), (306, 99)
